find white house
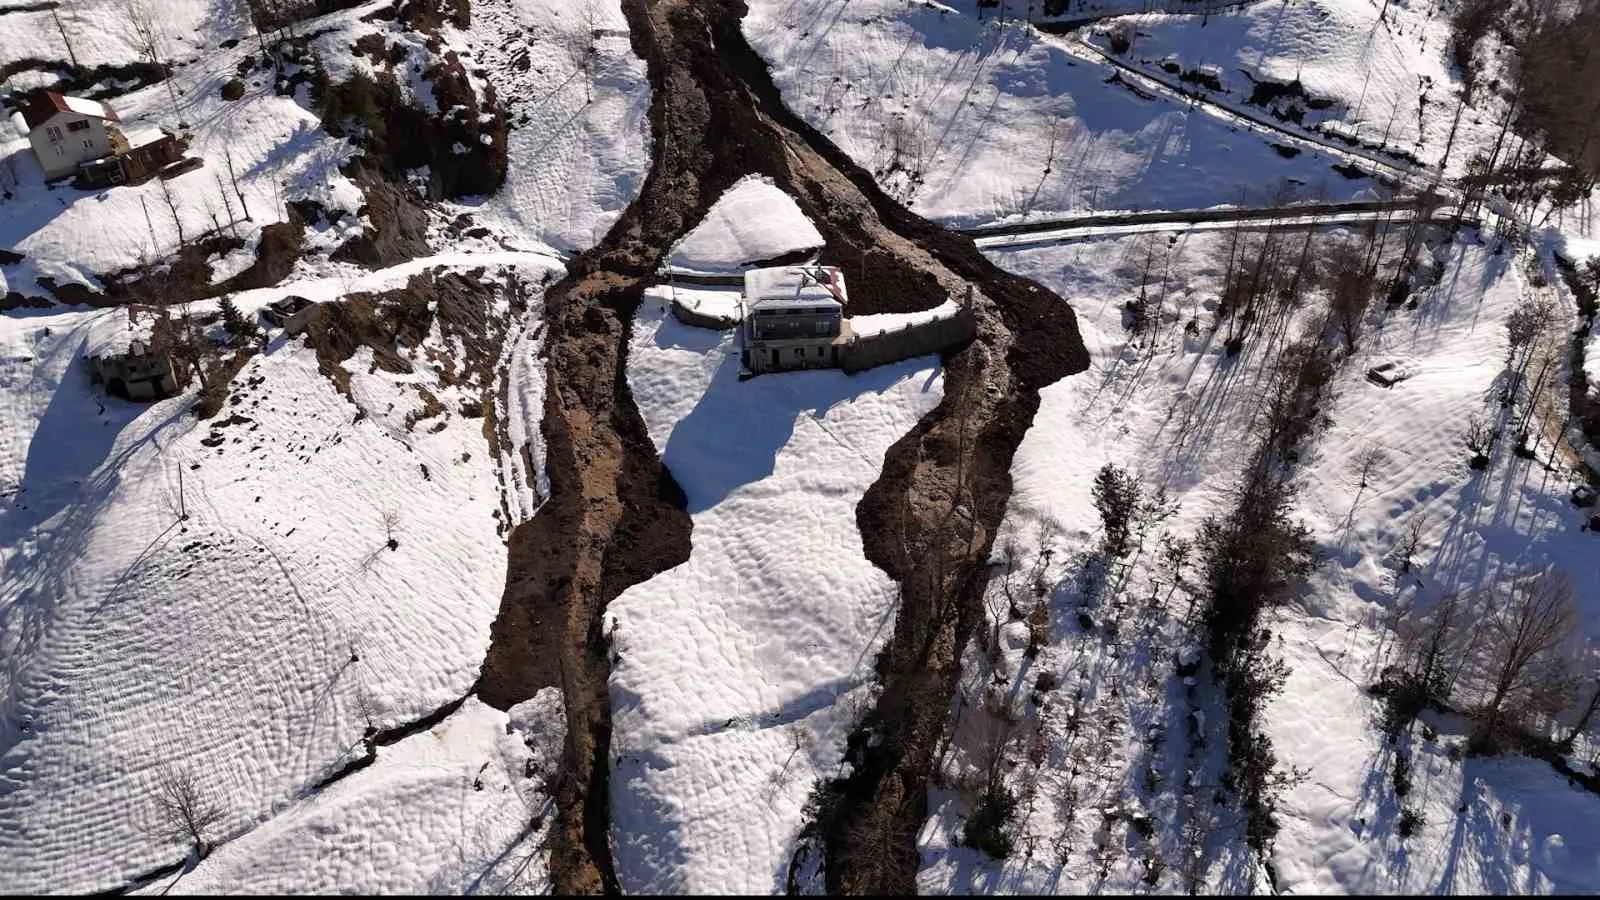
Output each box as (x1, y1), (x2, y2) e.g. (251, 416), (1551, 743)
(15, 91), (127, 181)
(739, 265), (851, 373)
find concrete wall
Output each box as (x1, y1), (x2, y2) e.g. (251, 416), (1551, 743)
(840, 309), (976, 373)
(669, 297), (738, 331)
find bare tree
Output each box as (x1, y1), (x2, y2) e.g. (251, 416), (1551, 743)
(1353, 443), (1384, 493)
(1393, 514), (1425, 575)
(150, 766), (226, 858)
(1563, 668), (1600, 751)
(1465, 414), (1496, 467)
(125, 0), (182, 124)
(52, 4), (80, 70)
(1395, 591), (1477, 704)
(159, 177), (187, 245)
(563, 0), (603, 103)
(380, 506), (400, 550)
(214, 173), (239, 235)
(1465, 567), (1581, 743)
(224, 150), (252, 221)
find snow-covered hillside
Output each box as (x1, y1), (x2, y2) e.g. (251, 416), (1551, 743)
(608, 292), (944, 893)
(1, 0), (654, 889)
(0, 0), (246, 73)
(906, 224), (1600, 893)
(743, 0), (1396, 227)
(0, 258), (563, 892)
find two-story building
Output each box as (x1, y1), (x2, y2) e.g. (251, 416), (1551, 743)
(739, 265), (853, 373)
(18, 92), (125, 181)
(13, 91), (182, 187)
(84, 307), (185, 401)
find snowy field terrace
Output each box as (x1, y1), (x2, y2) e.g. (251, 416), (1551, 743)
(607, 288), (944, 893)
(915, 224), (1600, 893)
(742, 0), (1400, 229)
(1072, 0), (1510, 178)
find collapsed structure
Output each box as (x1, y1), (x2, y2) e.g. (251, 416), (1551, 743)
(84, 306), (184, 401)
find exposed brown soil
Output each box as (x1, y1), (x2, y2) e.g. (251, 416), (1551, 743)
(328, 164), (432, 268)
(470, 0), (1088, 895)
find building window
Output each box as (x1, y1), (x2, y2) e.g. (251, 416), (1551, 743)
(794, 348), (804, 360)
(82, 140), (92, 149)
(814, 320), (830, 335)
(47, 126), (62, 141)
(67, 120), (90, 132)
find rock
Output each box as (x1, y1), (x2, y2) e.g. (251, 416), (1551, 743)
(221, 77), (245, 101)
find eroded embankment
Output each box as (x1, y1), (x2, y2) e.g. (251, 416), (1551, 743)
(473, 0), (1090, 893)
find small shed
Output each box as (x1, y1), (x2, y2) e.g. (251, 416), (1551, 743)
(84, 308), (183, 400)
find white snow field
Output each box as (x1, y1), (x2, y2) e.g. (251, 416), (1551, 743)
(606, 289), (944, 893)
(907, 225), (1600, 894)
(0, 257), (563, 893)
(668, 175), (825, 272)
(443, 0), (652, 253)
(0, 0), (246, 73)
(742, 0), (1392, 228)
(150, 692), (565, 894)
(1081, 0), (1507, 176)
(1266, 238), (1600, 894)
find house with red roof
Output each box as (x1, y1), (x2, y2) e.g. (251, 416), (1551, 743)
(16, 91), (125, 180)
(12, 91), (181, 186)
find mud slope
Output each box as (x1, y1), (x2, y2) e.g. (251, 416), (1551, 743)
(474, 0), (1090, 894)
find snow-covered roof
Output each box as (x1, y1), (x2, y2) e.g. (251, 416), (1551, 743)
(122, 125), (167, 149)
(669, 175), (824, 271)
(84, 311), (157, 359)
(20, 91), (120, 128)
(9, 110), (30, 138)
(743, 266), (847, 310)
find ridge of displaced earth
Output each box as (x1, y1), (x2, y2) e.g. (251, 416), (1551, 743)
(471, 0), (1088, 892)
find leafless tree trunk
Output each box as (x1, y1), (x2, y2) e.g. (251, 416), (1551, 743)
(159, 177), (186, 245)
(214, 174), (239, 236)
(564, 0), (603, 103)
(52, 4), (80, 69)
(225, 151), (252, 221)
(126, 0), (182, 125)
(1564, 674), (1600, 749)
(150, 766), (226, 859)
(1467, 567), (1580, 742)
(139, 194), (159, 255)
